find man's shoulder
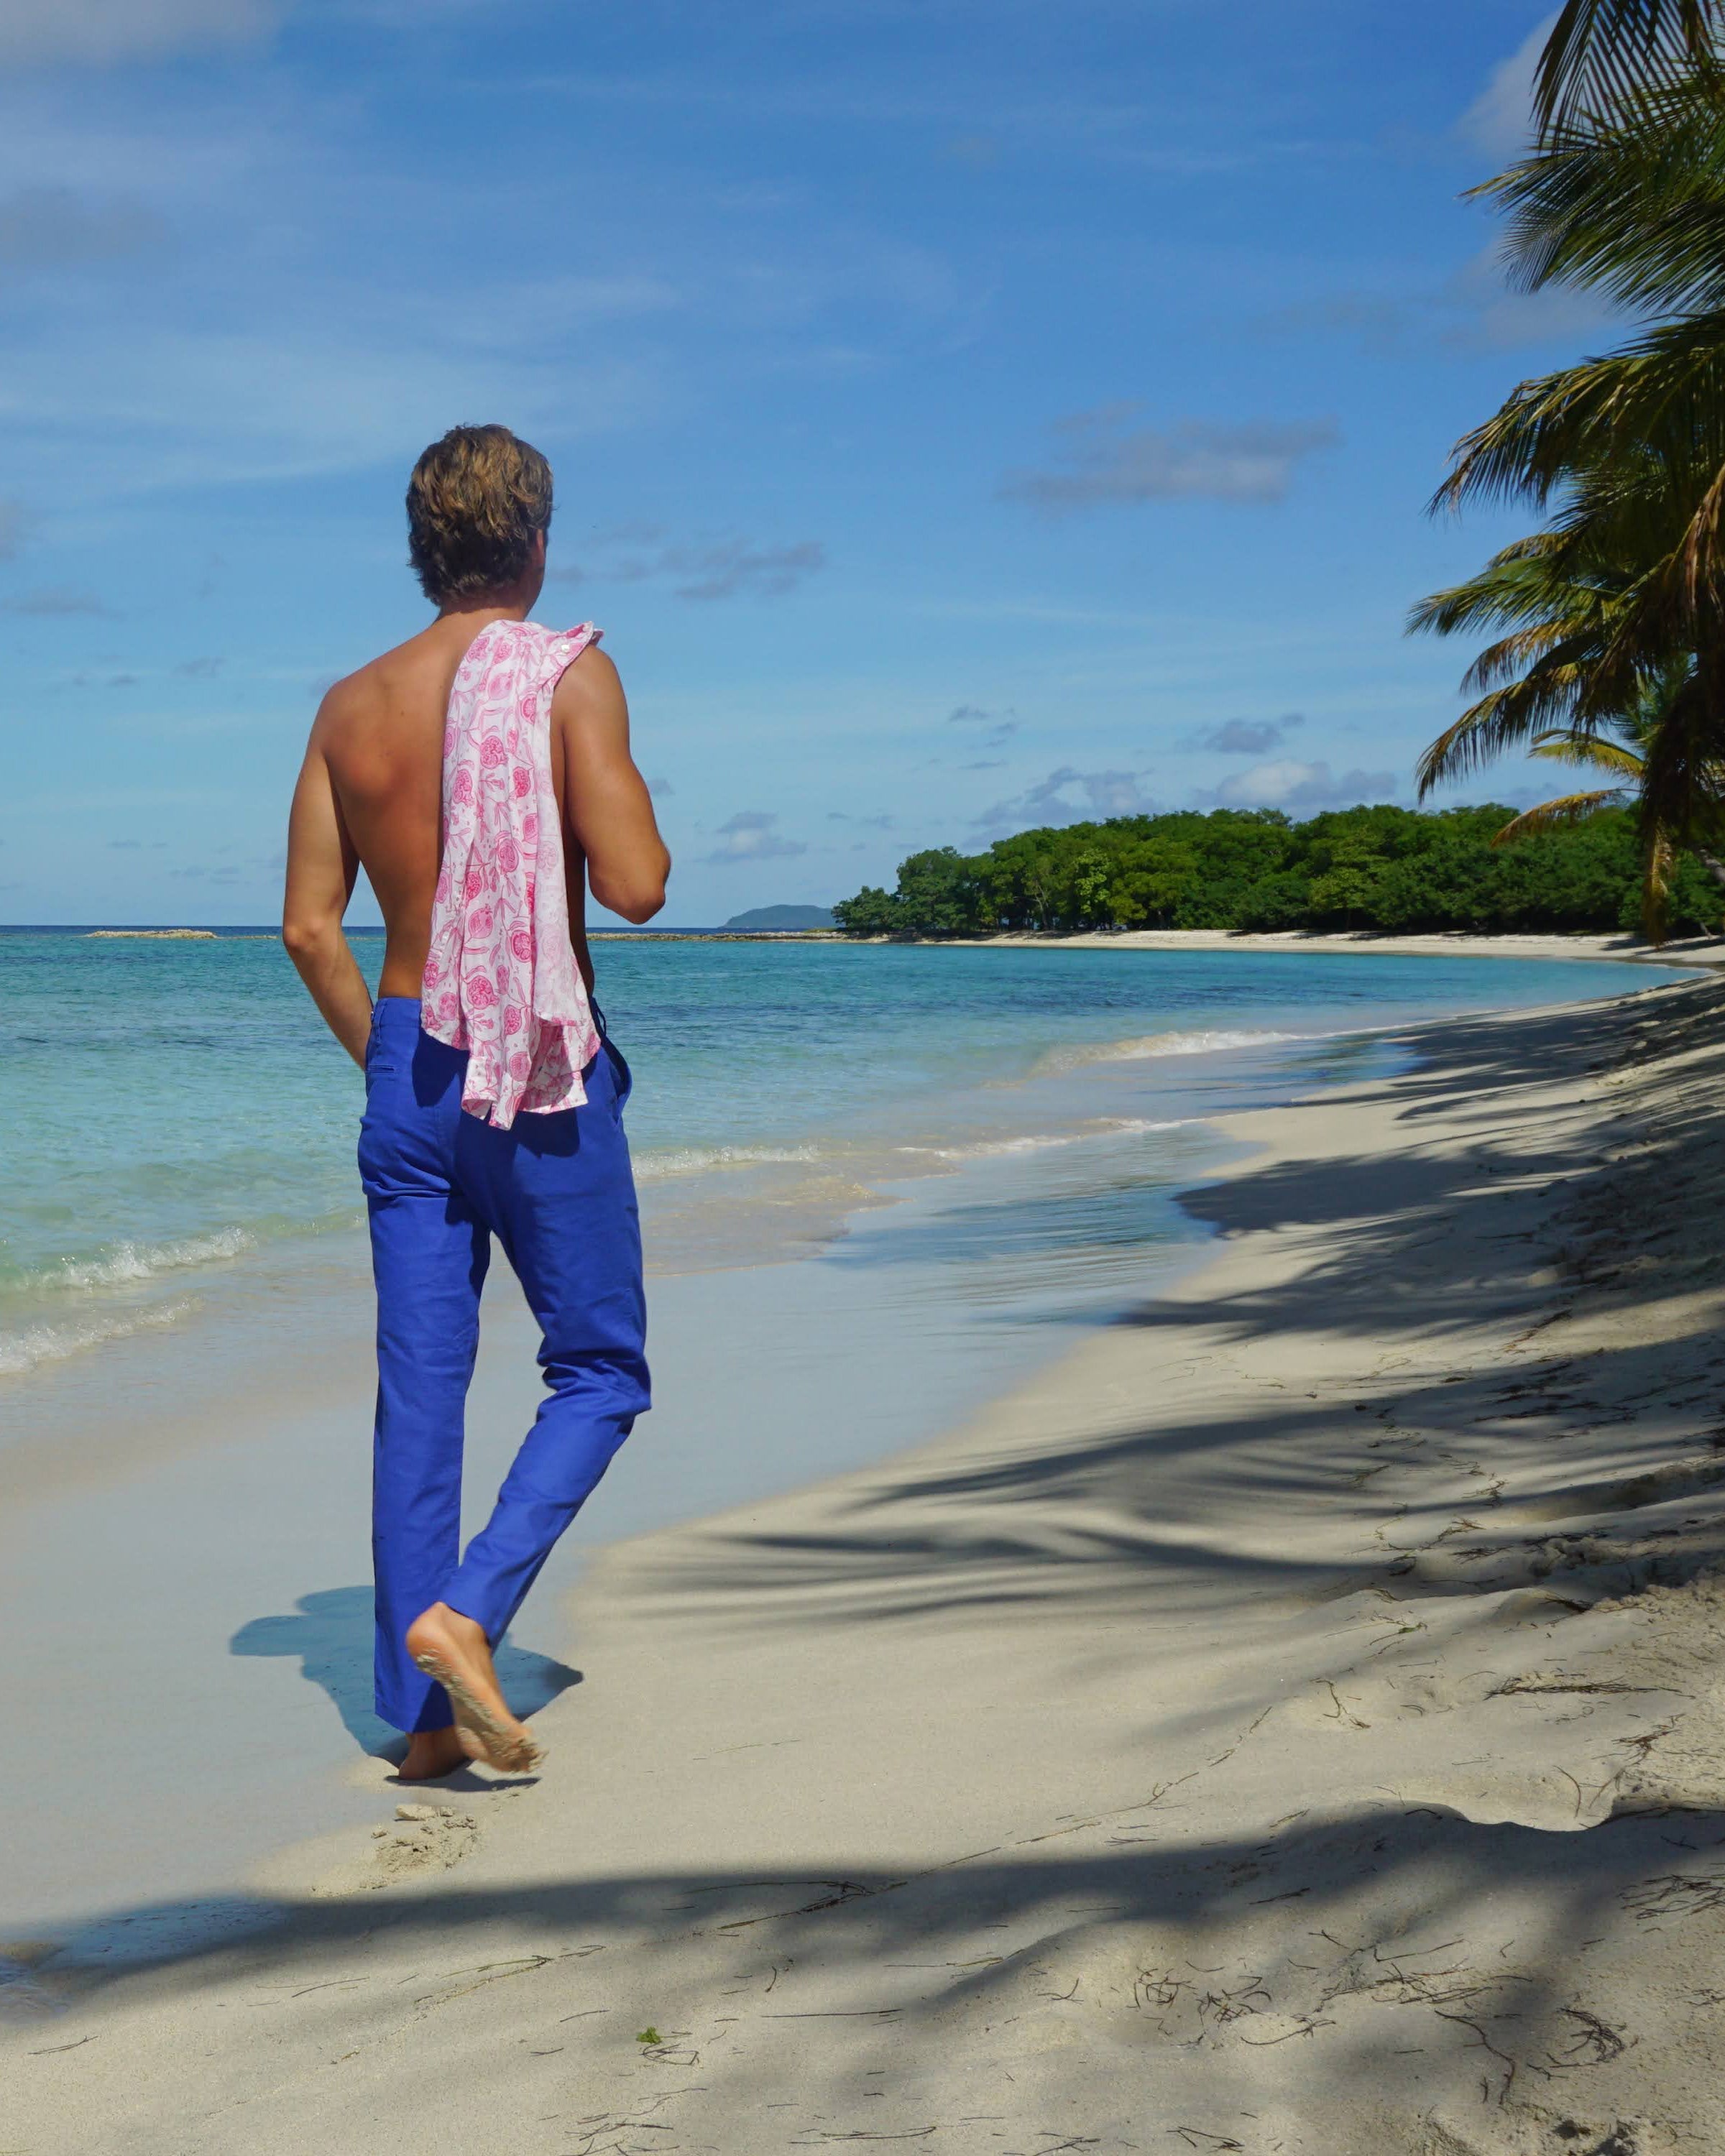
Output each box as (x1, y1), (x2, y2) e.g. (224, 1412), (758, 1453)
(551, 638), (622, 716)
(313, 628), (439, 737)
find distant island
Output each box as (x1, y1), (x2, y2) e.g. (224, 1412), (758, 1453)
(721, 905), (835, 931)
(87, 928), (217, 940)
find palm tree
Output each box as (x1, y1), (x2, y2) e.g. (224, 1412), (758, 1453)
(1412, 539), (1723, 936)
(1417, 17), (1725, 939)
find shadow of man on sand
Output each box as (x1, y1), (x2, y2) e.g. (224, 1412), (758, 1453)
(229, 1585), (581, 1757)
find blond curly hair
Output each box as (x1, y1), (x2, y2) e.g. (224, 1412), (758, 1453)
(406, 424), (553, 605)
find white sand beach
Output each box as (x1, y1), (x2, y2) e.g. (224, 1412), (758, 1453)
(9, 975), (1725, 2154)
(969, 927), (1725, 968)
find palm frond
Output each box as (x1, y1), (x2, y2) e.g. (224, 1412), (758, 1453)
(1432, 313), (1725, 516)
(1534, 1), (1723, 135)
(1494, 789), (1630, 842)
(1460, 633), (1593, 694)
(1404, 535), (1583, 639)
(1417, 675), (1599, 794)
(1479, 75), (1725, 313)
(1527, 733), (1649, 774)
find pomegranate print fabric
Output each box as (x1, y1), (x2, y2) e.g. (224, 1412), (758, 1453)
(420, 618), (603, 1128)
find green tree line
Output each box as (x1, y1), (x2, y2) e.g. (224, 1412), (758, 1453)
(830, 803), (1725, 939)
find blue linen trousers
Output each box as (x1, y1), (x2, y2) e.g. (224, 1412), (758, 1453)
(358, 995), (649, 1733)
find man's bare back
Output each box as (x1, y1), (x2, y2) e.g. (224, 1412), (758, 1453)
(284, 550), (668, 1065)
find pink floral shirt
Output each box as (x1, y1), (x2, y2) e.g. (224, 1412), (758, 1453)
(420, 619), (603, 1129)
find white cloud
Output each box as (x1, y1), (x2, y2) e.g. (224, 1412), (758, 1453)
(1251, 291), (1411, 356)
(698, 811), (808, 866)
(1003, 405), (1338, 513)
(0, 186), (165, 264)
(556, 531), (826, 602)
(1458, 14), (1557, 162)
(1, 586), (115, 617)
(1440, 250), (1620, 354)
(673, 539), (826, 602)
(0, 497), (31, 559)
(945, 132), (1002, 169)
(0, 318), (661, 496)
(946, 702), (1018, 746)
(1255, 245), (1619, 360)
(1192, 714), (1305, 755)
(975, 764), (1155, 835)
(0, 0), (280, 66)
(1209, 759), (1395, 811)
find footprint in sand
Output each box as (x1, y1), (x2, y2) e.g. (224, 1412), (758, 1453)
(361, 1802), (482, 1888)
(300, 1802), (486, 1897)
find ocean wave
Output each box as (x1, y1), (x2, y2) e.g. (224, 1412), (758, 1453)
(900, 1116), (1194, 1163)
(1034, 1028), (1308, 1074)
(0, 1298), (200, 1377)
(896, 1133), (1087, 1162)
(20, 1226), (257, 1295)
(633, 1142), (823, 1184)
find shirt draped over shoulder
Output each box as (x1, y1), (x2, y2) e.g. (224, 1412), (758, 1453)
(420, 618), (602, 1130)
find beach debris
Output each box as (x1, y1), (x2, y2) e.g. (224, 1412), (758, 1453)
(635, 2027), (662, 2046)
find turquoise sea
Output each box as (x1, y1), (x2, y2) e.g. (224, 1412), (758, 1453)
(0, 927), (1689, 1380)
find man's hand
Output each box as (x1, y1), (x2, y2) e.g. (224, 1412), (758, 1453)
(282, 734), (373, 1067)
(555, 648), (671, 923)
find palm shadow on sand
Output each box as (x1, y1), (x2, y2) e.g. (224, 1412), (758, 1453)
(229, 1585), (581, 1758)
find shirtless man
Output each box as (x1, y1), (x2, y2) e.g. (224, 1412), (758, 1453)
(282, 424), (670, 1779)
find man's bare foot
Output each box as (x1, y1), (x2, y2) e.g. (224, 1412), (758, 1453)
(404, 1602), (543, 1774)
(397, 1726), (467, 1782)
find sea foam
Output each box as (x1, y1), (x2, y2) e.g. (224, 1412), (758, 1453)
(28, 1226), (257, 1294)
(0, 1298), (200, 1377)
(1034, 1027), (1308, 1074)
(632, 1142), (823, 1183)
(900, 1117), (1194, 1163)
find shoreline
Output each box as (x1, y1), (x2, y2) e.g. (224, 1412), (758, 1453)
(929, 925), (1725, 965)
(14, 924), (1725, 964)
(10, 969), (1725, 2148)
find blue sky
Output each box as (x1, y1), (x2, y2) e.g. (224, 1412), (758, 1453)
(0, 0), (1607, 926)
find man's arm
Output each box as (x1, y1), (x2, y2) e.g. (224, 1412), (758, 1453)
(555, 648), (671, 924)
(282, 730), (372, 1067)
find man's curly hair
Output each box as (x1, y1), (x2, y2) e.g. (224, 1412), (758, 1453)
(406, 424), (554, 605)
